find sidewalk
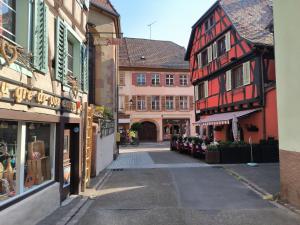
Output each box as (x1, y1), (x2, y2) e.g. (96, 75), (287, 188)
(36, 171), (110, 225)
(224, 163), (280, 197)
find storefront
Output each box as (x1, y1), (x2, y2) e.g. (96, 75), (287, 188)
(0, 78), (85, 215)
(162, 118), (190, 140)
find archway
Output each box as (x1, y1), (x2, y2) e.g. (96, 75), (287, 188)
(138, 121), (157, 142)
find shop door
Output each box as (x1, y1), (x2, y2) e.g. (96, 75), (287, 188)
(138, 122), (157, 142)
(62, 129), (71, 198)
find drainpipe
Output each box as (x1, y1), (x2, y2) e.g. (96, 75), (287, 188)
(260, 50), (267, 140)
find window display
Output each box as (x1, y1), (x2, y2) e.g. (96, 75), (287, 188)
(0, 121), (18, 202)
(24, 123), (52, 190)
(0, 120), (54, 205)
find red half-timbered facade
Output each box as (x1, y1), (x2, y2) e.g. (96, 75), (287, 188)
(185, 0), (277, 143)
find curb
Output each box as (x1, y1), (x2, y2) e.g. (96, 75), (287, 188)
(223, 167), (300, 217)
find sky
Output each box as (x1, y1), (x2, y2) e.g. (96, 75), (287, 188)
(111, 0), (216, 48)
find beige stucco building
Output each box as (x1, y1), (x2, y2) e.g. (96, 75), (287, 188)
(273, 0), (300, 208)
(87, 0), (121, 174)
(0, 0), (89, 224)
(119, 38), (195, 142)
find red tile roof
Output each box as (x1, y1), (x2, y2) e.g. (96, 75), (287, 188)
(119, 38), (189, 70)
(90, 0), (119, 16)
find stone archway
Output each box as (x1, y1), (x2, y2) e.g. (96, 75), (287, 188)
(138, 121), (157, 142)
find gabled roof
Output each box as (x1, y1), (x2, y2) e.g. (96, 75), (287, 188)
(119, 38), (189, 70)
(90, 0), (119, 17)
(185, 0), (274, 60)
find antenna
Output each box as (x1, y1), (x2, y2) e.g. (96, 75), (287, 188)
(147, 21), (156, 40)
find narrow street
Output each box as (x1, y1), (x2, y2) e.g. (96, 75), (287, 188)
(41, 143), (300, 225)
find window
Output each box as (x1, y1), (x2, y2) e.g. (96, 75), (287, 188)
(151, 96), (160, 110)
(180, 75), (188, 86)
(137, 74), (146, 86)
(166, 74), (174, 86)
(152, 74), (160, 86)
(166, 96), (174, 110)
(201, 49), (208, 66)
(67, 41), (74, 77)
(205, 15), (215, 31)
(0, 121), (55, 205)
(179, 96), (188, 110)
(217, 36), (226, 57)
(0, 0), (16, 42)
(118, 95), (125, 111)
(198, 82), (205, 99)
(232, 65), (243, 88)
(137, 96), (146, 111)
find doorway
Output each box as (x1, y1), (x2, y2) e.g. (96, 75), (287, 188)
(138, 121), (157, 142)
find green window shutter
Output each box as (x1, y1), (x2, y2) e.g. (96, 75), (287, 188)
(33, 0), (49, 73)
(81, 44), (89, 92)
(55, 17), (68, 83)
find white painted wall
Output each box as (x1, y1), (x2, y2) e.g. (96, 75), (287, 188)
(96, 133), (115, 174)
(0, 183), (60, 225)
(273, 0), (300, 152)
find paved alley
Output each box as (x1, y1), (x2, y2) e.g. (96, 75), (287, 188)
(39, 143), (300, 225)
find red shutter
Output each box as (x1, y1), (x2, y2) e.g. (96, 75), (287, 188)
(175, 96), (180, 111)
(125, 95), (129, 111)
(132, 73), (137, 86)
(161, 96), (166, 111)
(147, 96), (152, 111)
(132, 96), (137, 111)
(146, 73), (152, 86)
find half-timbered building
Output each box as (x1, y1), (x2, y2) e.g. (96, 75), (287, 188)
(185, 0), (277, 143)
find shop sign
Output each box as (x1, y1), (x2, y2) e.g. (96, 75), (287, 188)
(93, 37), (122, 46)
(0, 81), (82, 114)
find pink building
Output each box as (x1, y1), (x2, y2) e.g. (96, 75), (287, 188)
(118, 38), (195, 142)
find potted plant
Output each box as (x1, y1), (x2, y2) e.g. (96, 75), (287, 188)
(191, 137), (203, 158)
(205, 143), (220, 164)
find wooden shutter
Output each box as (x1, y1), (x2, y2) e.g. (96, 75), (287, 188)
(33, 0), (48, 73)
(147, 96), (152, 111)
(124, 95), (129, 111)
(243, 61), (251, 85)
(161, 96), (166, 111)
(175, 96), (180, 111)
(119, 72), (125, 86)
(132, 96), (137, 111)
(195, 85), (199, 101)
(225, 31), (231, 52)
(81, 44), (89, 92)
(55, 17), (67, 83)
(213, 42), (217, 59)
(226, 70), (232, 91)
(146, 73), (152, 86)
(197, 53), (202, 68)
(208, 45), (212, 63)
(132, 73), (137, 85)
(174, 74), (180, 86)
(204, 81), (208, 98)
(189, 96), (194, 111)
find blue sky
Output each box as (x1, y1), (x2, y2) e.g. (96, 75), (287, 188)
(111, 0), (216, 48)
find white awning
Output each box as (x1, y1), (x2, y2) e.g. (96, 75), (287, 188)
(193, 109), (260, 126)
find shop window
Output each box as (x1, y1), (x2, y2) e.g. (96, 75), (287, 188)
(24, 123), (52, 192)
(232, 65), (243, 89)
(0, 121), (55, 206)
(0, 121), (18, 202)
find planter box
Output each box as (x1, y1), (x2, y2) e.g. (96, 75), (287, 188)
(206, 151), (220, 164)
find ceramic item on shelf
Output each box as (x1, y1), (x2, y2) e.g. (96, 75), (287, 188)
(24, 161), (35, 188)
(3, 159), (14, 191)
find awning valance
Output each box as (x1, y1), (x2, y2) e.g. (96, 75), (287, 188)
(193, 109), (260, 126)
